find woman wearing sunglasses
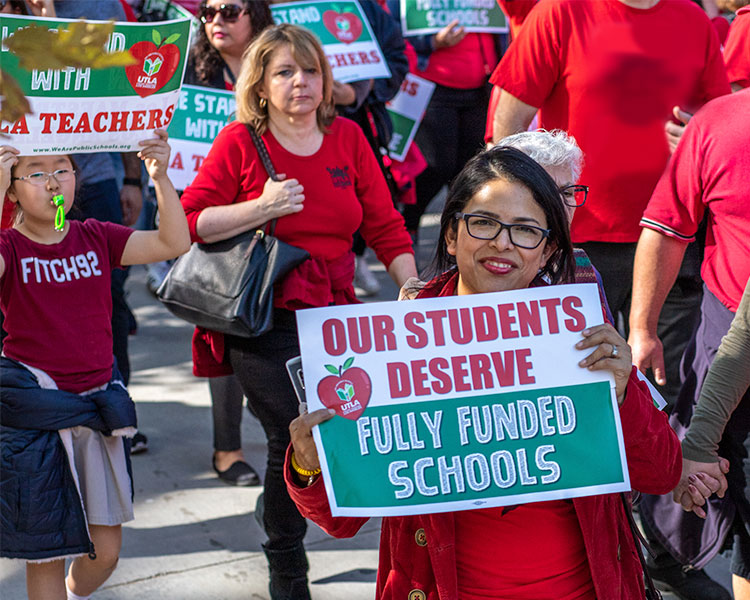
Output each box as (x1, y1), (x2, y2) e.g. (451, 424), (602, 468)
(188, 1), (274, 89)
(287, 147), (684, 599)
(183, 0), (274, 488)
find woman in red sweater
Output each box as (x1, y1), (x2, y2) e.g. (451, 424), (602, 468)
(180, 24), (416, 600)
(286, 147), (682, 599)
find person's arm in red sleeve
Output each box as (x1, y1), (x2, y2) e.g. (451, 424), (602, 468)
(489, 0), (561, 141)
(724, 12), (750, 91)
(353, 129), (417, 286)
(629, 115), (706, 386)
(696, 19), (731, 104)
(618, 368), (682, 494)
(284, 444), (370, 538)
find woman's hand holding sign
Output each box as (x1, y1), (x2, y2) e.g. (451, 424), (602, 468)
(289, 407), (335, 486)
(575, 324), (632, 405)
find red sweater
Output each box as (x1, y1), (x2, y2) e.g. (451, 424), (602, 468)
(181, 118), (413, 376)
(181, 118), (411, 266)
(286, 272), (681, 600)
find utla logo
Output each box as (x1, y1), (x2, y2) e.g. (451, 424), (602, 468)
(125, 30), (182, 97)
(322, 10), (363, 44)
(317, 357), (371, 420)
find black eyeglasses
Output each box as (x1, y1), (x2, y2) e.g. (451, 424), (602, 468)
(559, 184), (588, 208)
(200, 3), (244, 24)
(455, 212), (550, 249)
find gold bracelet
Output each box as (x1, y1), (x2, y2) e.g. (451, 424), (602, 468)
(291, 452), (321, 487)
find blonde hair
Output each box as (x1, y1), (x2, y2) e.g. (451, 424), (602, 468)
(235, 24), (335, 134)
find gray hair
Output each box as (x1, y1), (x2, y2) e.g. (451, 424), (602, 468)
(496, 129), (584, 183)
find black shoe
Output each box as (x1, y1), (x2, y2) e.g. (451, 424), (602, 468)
(648, 563), (732, 600)
(263, 544), (311, 600)
(213, 457), (260, 486)
(130, 432), (149, 455)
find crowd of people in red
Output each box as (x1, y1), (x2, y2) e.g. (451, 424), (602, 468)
(1, 0), (750, 599)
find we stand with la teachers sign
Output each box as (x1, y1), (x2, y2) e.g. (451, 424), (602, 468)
(296, 283), (631, 517)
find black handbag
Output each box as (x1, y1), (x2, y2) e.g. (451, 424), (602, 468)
(156, 125), (309, 338)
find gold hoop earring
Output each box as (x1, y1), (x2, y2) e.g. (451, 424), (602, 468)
(259, 98), (267, 109)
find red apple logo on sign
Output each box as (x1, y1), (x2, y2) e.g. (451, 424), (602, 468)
(322, 10), (363, 44)
(125, 30), (182, 98)
(317, 357), (371, 420)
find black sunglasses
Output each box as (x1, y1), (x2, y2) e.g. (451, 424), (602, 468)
(200, 3), (245, 24)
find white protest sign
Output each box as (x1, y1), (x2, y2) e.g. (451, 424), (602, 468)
(1, 15), (192, 154)
(166, 84), (235, 191)
(296, 283), (631, 517)
(271, 0), (391, 83)
(386, 73), (435, 161)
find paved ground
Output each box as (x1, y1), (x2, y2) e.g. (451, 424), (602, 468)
(0, 198), (735, 598)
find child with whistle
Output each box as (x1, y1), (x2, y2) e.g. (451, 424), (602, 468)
(0, 131), (190, 600)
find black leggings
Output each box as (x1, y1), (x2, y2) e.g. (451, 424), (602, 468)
(227, 310), (306, 555)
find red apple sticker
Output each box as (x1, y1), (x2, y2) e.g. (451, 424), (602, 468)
(125, 30), (182, 98)
(322, 10), (363, 44)
(317, 357), (371, 420)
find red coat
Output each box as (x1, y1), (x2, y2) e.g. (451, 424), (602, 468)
(287, 367), (680, 599)
(286, 272), (681, 599)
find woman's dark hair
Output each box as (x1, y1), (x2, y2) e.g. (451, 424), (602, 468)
(8, 0), (28, 14)
(428, 145), (574, 285)
(190, 0), (274, 85)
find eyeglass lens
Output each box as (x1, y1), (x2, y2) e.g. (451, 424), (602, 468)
(561, 185), (587, 208)
(201, 4), (242, 23)
(22, 170), (75, 186)
(462, 215), (546, 249)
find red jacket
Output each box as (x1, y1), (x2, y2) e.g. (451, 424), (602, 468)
(286, 273), (681, 599)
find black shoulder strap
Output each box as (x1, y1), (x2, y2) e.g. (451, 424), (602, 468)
(621, 493), (663, 600)
(245, 124), (280, 234)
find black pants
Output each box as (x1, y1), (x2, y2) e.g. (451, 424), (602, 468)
(75, 179), (133, 384)
(402, 83), (490, 231)
(578, 241), (703, 408)
(227, 311), (306, 555)
(209, 374), (245, 452)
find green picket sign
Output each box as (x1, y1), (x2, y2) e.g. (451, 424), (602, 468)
(1, 15), (191, 98)
(401, 0), (508, 35)
(271, 0), (374, 45)
(318, 381), (626, 515)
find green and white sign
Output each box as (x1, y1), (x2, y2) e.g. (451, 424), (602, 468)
(296, 283), (631, 517)
(166, 84), (235, 191)
(0, 15), (191, 154)
(271, 0), (391, 83)
(386, 73), (435, 161)
(401, 0), (508, 35)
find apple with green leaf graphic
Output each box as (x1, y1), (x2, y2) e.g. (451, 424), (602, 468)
(322, 10), (363, 44)
(317, 357), (371, 420)
(125, 29), (182, 97)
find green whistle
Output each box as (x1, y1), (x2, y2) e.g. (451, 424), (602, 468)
(52, 194), (65, 231)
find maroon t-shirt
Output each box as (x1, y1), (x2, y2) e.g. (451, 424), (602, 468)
(0, 220), (133, 392)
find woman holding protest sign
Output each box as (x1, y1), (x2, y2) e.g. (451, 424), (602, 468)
(286, 146), (684, 599)
(180, 23), (416, 600)
(183, 0), (274, 488)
